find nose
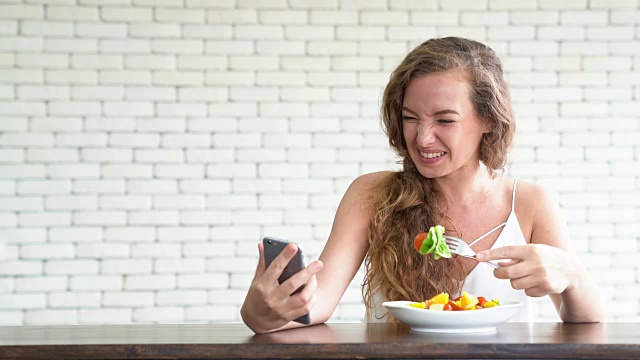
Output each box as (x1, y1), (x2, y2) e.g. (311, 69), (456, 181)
(416, 121), (436, 146)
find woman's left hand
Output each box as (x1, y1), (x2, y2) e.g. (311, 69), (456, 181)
(476, 244), (579, 297)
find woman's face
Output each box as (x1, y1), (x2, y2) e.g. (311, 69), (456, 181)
(402, 70), (488, 179)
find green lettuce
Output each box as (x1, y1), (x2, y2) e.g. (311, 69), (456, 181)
(418, 225), (451, 260)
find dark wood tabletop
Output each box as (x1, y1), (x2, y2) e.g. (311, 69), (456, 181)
(0, 322), (638, 359)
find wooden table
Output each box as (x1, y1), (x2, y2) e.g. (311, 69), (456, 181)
(0, 322), (638, 359)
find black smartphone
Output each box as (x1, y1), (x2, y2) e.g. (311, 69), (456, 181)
(262, 236), (311, 325)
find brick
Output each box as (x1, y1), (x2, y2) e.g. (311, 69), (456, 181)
(102, 164), (153, 178)
(281, 56), (330, 70)
(0, 5), (44, 20)
(487, 26), (535, 40)
(533, 56), (582, 71)
(71, 275), (123, 291)
(16, 53), (67, 68)
(157, 290), (207, 305)
(47, 164), (100, 179)
(232, 179), (282, 193)
(540, 0), (587, 9)
(281, 179), (334, 193)
(133, 307), (184, 322)
(101, 259), (151, 274)
(104, 227), (155, 242)
(208, 194), (257, 209)
(45, 294), (94, 314)
(72, 53), (123, 69)
(130, 23), (180, 37)
(0, 69), (43, 84)
(71, 212), (125, 227)
(45, 260), (98, 275)
(46, 69), (97, 84)
(125, 54), (175, 70)
(259, 102), (308, 117)
(210, 226), (260, 241)
(0, 229), (46, 244)
(587, 26), (635, 40)
(336, 26), (385, 42)
(178, 273), (228, 289)
(410, 11), (458, 25)
(100, 70), (151, 85)
(99, 195), (150, 210)
(237, 118), (287, 133)
(0, 164), (46, 179)
(101, 7), (152, 22)
(235, 148), (285, 163)
(183, 242), (234, 258)
(109, 133), (160, 147)
(155, 164), (205, 178)
(24, 309), (77, 325)
(127, 211), (178, 226)
(79, 309), (131, 324)
(156, 8), (205, 23)
(538, 26), (584, 40)
(184, 149), (234, 163)
(75, 22), (126, 38)
(156, 103), (206, 116)
(207, 9), (256, 24)
(77, 243), (129, 258)
(16, 276), (68, 292)
(0, 261), (43, 276)
(135, 149), (184, 163)
(49, 227), (102, 242)
(102, 292), (153, 307)
(126, 275), (175, 290)
(74, 180), (125, 194)
(310, 10), (357, 24)
(281, 87), (330, 101)
(127, 180), (177, 194)
(0, 311), (22, 325)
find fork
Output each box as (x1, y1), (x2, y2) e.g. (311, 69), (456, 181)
(444, 235), (500, 269)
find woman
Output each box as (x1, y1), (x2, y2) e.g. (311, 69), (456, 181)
(241, 37), (604, 334)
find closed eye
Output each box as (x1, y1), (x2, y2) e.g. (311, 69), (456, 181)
(437, 119), (454, 124)
(402, 115), (418, 122)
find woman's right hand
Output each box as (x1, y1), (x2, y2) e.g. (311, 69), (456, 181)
(240, 241), (324, 334)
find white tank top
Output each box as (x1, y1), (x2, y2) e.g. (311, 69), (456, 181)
(369, 178), (533, 322)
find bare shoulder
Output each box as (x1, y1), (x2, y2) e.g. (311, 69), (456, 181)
(512, 179), (569, 247)
(346, 171), (393, 198)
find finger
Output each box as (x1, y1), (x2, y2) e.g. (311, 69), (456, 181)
(524, 287), (548, 298)
(277, 260), (323, 297)
(263, 243), (299, 284)
(252, 242), (267, 280)
(493, 261), (532, 280)
(509, 274), (538, 292)
(477, 245), (531, 262)
(286, 275), (318, 321)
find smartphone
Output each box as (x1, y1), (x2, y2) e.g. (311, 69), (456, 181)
(262, 236), (311, 325)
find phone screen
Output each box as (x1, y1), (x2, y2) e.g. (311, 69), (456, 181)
(262, 237), (310, 325)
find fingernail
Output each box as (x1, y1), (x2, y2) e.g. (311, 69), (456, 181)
(476, 252), (485, 260)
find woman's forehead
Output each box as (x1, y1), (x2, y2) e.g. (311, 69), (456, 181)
(402, 71), (473, 113)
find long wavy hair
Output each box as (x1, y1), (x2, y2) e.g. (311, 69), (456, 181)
(363, 37), (515, 321)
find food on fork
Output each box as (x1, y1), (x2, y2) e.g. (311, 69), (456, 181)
(413, 225), (451, 259)
(408, 292), (501, 311)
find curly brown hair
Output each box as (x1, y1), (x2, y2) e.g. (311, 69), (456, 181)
(363, 37), (516, 321)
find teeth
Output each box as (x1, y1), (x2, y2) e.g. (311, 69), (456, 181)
(420, 151), (445, 159)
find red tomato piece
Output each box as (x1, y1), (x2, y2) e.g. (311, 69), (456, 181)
(413, 232), (428, 252)
(443, 303), (452, 311)
(478, 297), (487, 306)
(448, 300), (463, 311)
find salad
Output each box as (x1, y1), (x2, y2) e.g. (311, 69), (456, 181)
(408, 292), (501, 311)
(413, 225), (451, 260)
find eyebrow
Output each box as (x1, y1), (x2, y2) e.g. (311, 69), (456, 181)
(401, 106), (459, 116)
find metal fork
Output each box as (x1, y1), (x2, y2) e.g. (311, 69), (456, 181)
(444, 235), (500, 269)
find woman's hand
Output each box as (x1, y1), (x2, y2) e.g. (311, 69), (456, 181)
(476, 244), (579, 297)
(240, 242), (324, 334)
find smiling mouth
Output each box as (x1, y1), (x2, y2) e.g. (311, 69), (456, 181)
(419, 151), (446, 159)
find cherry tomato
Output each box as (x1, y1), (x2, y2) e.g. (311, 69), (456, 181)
(443, 303), (452, 311)
(478, 297), (487, 306)
(413, 232), (428, 252)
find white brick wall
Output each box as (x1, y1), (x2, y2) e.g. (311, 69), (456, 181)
(0, 0), (639, 325)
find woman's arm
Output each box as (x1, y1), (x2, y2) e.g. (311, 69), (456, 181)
(241, 172), (383, 333)
(477, 183), (604, 323)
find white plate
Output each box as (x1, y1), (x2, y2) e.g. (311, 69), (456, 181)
(382, 300), (522, 333)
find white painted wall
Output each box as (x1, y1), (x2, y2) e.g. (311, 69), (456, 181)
(0, 0), (639, 324)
